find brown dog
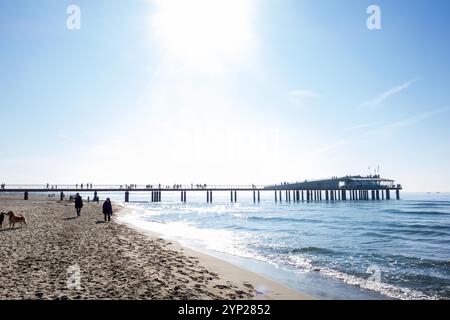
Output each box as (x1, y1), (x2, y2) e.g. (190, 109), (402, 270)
(6, 211), (27, 229)
(0, 212), (5, 229)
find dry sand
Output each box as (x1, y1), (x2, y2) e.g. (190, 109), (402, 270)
(0, 197), (311, 300)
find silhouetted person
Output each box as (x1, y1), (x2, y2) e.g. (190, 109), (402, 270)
(103, 198), (113, 222)
(75, 193), (83, 217)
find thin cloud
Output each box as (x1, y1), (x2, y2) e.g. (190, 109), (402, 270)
(359, 78), (418, 109)
(289, 89), (321, 106)
(312, 139), (351, 154)
(58, 133), (69, 139)
(384, 107), (449, 130)
(362, 107), (450, 136)
(343, 120), (387, 132)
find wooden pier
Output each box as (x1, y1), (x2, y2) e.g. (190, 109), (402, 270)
(0, 176), (402, 204)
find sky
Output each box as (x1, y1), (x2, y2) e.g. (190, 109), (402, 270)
(0, 0), (450, 191)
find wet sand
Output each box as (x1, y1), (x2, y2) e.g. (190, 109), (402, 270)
(0, 197), (311, 300)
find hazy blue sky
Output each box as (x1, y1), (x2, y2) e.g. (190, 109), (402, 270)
(1, 0), (449, 191)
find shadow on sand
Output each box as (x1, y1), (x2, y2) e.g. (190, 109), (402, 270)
(62, 217), (79, 221)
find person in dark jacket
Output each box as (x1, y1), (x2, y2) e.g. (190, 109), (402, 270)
(103, 198), (113, 222)
(74, 193), (83, 216)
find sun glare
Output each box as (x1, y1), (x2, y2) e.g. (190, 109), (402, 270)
(151, 0), (256, 73)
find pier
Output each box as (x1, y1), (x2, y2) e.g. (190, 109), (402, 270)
(0, 175), (402, 204)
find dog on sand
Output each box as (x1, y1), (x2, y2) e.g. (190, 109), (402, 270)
(6, 211), (27, 229)
(0, 212), (5, 229)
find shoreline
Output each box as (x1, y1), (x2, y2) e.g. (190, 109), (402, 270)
(0, 197), (312, 300)
(114, 203), (313, 300)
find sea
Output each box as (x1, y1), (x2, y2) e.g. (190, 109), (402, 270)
(81, 191), (450, 300)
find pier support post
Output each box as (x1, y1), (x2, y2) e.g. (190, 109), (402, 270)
(306, 191), (310, 202)
(60, 192), (64, 201)
(253, 191), (256, 203)
(330, 191), (334, 201)
(301, 190), (304, 202)
(231, 190), (234, 203)
(386, 190), (390, 200)
(207, 191), (210, 203)
(279, 190), (282, 203)
(275, 191), (277, 202)
(396, 189), (400, 200)
(325, 190), (329, 201)
(210, 191), (213, 203)
(258, 191), (260, 203)
(94, 191), (98, 203)
(296, 190), (300, 202)
(125, 191), (129, 203)
(371, 190), (375, 200)
(376, 190), (380, 200)
(234, 190), (237, 203)
(24, 191), (28, 200)
(184, 191), (187, 203)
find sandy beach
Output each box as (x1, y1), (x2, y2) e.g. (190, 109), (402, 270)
(0, 196), (311, 300)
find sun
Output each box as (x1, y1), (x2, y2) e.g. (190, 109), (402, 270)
(150, 0), (256, 74)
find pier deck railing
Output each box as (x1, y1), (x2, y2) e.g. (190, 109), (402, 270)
(0, 183), (402, 202)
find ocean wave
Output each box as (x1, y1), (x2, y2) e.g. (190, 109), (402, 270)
(284, 255), (439, 300)
(383, 209), (449, 216)
(246, 216), (322, 224)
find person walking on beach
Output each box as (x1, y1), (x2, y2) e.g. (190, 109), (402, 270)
(103, 198), (113, 222)
(75, 193), (83, 217)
